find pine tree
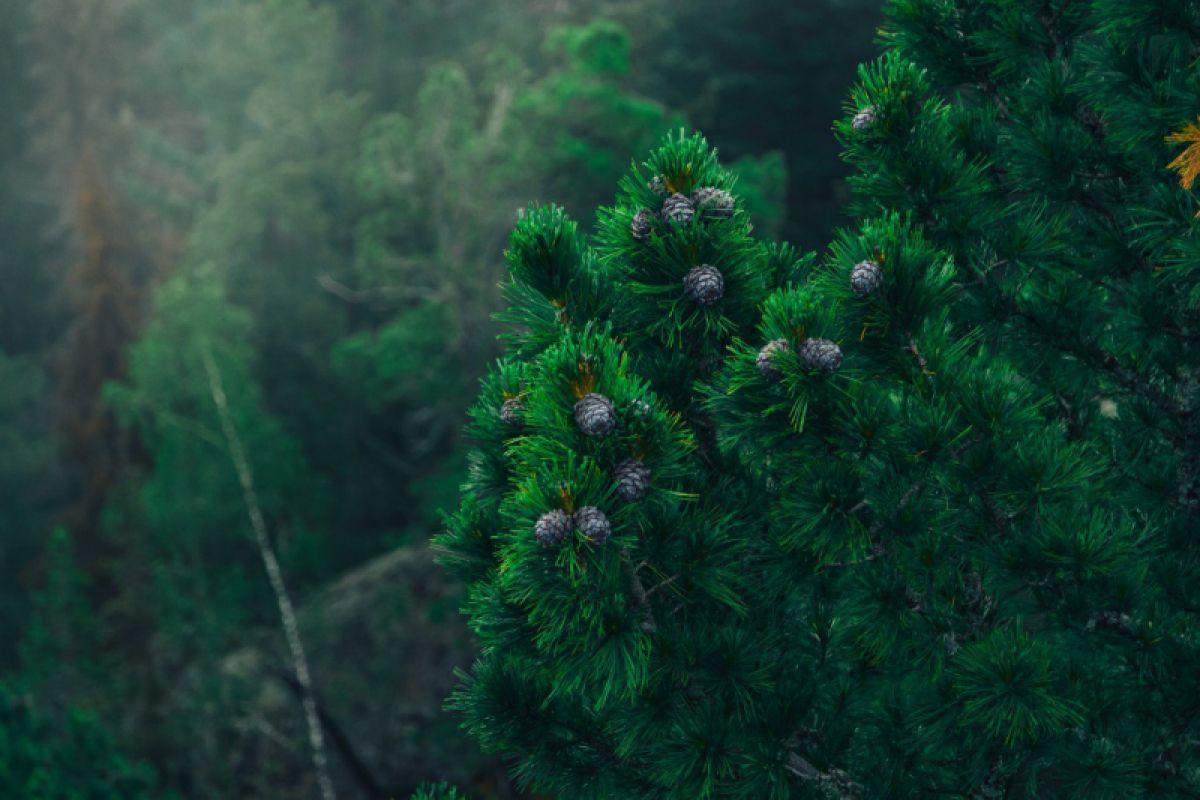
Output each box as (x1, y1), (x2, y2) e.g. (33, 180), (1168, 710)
(834, 0), (1200, 792)
(440, 10), (1199, 786)
(55, 149), (149, 567)
(0, 677), (156, 800)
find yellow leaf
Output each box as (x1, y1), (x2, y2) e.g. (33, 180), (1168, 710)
(1166, 118), (1200, 190)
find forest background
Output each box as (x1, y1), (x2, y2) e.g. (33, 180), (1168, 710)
(0, 1), (880, 797)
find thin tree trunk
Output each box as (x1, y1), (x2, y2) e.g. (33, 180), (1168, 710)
(201, 345), (337, 800)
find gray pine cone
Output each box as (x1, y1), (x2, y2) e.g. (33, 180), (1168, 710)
(534, 509), (573, 547)
(648, 175), (667, 196)
(613, 458), (651, 502)
(631, 208), (656, 242)
(852, 105), (877, 131)
(499, 397), (524, 427)
(799, 337), (843, 373)
(756, 339), (791, 382)
(850, 259), (884, 296)
(574, 505), (612, 544)
(691, 186), (735, 220)
(661, 192), (695, 224)
(574, 392), (617, 437)
(682, 265), (725, 306)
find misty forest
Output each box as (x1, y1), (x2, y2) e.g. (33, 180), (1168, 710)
(1, 0), (1198, 799)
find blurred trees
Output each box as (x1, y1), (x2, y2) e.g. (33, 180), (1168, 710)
(0, 679), (157, 800)
(629, 0), (882, 247)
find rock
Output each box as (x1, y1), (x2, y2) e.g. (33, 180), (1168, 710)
(166, 546), (518, 799)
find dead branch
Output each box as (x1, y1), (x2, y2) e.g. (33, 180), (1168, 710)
(201, 344), (337, 800)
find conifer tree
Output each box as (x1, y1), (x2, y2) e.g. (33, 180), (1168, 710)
(440, 1), (1199, 791)
(833, 1), (1200, 790)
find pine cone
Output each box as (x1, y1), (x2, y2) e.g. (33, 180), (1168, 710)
(756, 339), (790, 382)
(648, 175), (667, 196)
(534, 509), (573, 547)
(691, 186), (735, 220)
(574, 392), (617, 437)
(682, 265), (725, 306)
(574, 505), (611, 544)
(631, 208), (656, 242)
(850, 259), (884, 296)
(613, 458), (651, 502)
(499, 397), (524, 427)
(661, 192), (695, 224)
(852, 105), (877, 131)
(799, 338), (843, 373)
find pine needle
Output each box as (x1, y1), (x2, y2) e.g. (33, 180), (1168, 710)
(1166, 118), (1200, 190)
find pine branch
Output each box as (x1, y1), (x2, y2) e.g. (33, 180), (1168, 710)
(622, 552), (657, 633)
(784, 751), (860, 799)
(201, 345), (338, 800)
(906, 332), (932, 375)
(1054, 390), (1084, 441)
(1016, 308), (1189, 425)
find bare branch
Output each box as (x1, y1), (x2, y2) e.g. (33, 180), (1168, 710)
(622, 552), (658, 633)
(316, 273), (440, 305)
(201, 345), (337, 800)
(784, 751), (860, 799)
(906, 332), (932, 375)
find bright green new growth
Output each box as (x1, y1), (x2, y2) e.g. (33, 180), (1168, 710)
(411, 782), (469, 800)
(440, 2), (1198, 797)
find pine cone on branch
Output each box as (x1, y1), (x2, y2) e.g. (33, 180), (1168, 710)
(799, 338), (843, 373)
(535, 509), (573, 547)
(574, 506), (611, 544)
(574, 392), (617, 437)
(691, 186), (735, 220)
(661, 192), (695, 224)
(499, 397), (524, 427)
(631, 209), (656, 242)
(849, 260), (883, 296)
(682, 265), (725, 306)
(756, 339), (790, 382)
(852, 105), (877, 131)
(612, 458), (651, 502)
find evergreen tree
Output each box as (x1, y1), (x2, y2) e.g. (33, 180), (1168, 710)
(440, 0), (1199, 784)
(0, 351), (52, 664)
(832, 0), (1200, 790)
(102, 270), (332, 794)
(411, 783), (469, 800)
(55, 150), (149, 572)
(6, 529), (158, 799)
(0, 679), (157, 800)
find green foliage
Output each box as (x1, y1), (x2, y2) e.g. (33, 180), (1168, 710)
(16, 529), (102, 701)
(333, 302), (463, 411)
(546, 19), (631, 76)
(508, 20), (686, 221)
(99, 271), (334, 793)
(109, 272), (331, 590)
(0, 680), (157, 800)
(0, 352), (51, 661)
(821, 5), (1200, 793)
(444, 7), (1199, 782)
(6, 531), (160, 798)
(410, 782), (469, 800)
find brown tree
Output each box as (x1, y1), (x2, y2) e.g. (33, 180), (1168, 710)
(56, 145), (147, 571)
